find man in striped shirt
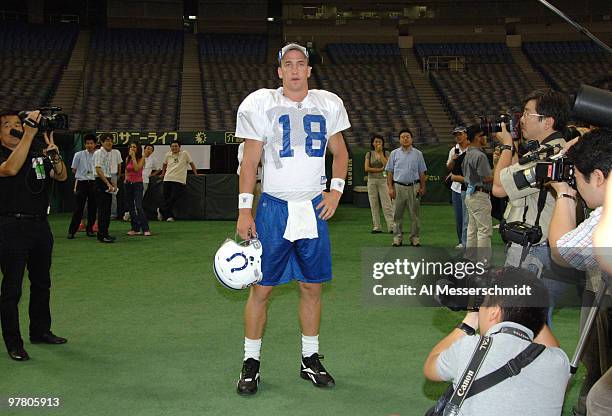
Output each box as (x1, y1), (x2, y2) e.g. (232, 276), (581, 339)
(548, 128), (611, 416)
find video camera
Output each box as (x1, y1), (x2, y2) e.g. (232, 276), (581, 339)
(18, 107), (69, 132)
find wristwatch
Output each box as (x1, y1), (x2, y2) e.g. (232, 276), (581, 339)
(456, 322), (476, 336)
(499, 144), (513, 152)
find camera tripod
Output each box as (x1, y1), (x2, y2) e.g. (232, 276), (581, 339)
(570, 275), (610, 374)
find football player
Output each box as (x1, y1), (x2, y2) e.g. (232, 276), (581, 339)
(234, 43), (350, 395)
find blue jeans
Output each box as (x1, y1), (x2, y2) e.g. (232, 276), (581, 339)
(505, 243), (575, 326)
(125, 182), (149, 232)
(461, 191), (468, 246)
(452, 190), (468, 245)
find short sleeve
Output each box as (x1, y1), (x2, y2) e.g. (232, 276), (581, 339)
(500, 162), (540, 200)
(418, 152), (427, 174)
(71, 152), (80, 169)
(436, 336), (478, 382)
(476, 153), (492, 177)
(447, 147), (455, 164)
(235, 90), (267, 142)
(93, 151), (102, 168)
(113, 149), (122, 163)
(385, 151), (395, 172)
(328, 94), (351, 136)
(556, 208), (601, 270)
(184, 151), (193, 164)
(163, 151), (171, 165)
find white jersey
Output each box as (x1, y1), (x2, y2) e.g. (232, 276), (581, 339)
(235, 88), (350, 201)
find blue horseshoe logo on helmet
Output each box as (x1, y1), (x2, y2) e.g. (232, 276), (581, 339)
(226, 252), (248, 273)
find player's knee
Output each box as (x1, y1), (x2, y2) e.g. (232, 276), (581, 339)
(299, 282), (322, 300)
(249, 285), (274, 304)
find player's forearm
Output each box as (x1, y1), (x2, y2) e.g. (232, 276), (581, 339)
(493, 150), (513, 188)
(239, 161), (258, 195)
(96, 167), (110, 186)
(386, 173), (394, 189)
(0, 135), (34, 177)
(52, 159), (68, 182)
(331, 149), (348, 181)
(419, 173), (427, 188)
(549, 199), (577, 267)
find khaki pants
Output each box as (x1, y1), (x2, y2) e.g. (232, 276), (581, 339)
(587, 367), (612, 416)
(393, 183), (420, 244)
(465, 191), (492, 263)
(367, 177), (394, 232)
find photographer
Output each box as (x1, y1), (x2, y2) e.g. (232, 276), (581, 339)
(492, 89), (570, 320)
(0, 110), (68, 361)
(423, 268), (570, 416)
(548, 128), (611, 416)
(462, 124), (493, 263)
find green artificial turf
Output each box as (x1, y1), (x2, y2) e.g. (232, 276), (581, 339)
(0, 205), (584, 415)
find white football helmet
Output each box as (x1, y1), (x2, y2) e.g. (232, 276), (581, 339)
(213, 238), (263, 290)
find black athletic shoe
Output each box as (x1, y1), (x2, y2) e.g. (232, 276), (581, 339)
(237, 358), (260, 396)
(300, 353), (335, 387)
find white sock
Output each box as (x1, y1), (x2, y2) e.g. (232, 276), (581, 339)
(302, 334), (319, 358)
(244, 337), (262, 361)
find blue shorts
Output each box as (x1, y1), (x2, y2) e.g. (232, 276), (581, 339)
(255, 193), (332, 286)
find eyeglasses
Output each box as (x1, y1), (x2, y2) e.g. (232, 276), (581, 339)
(522, 110), (548, 118)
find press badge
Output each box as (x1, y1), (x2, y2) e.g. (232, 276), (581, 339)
(32, 157), (46, 180)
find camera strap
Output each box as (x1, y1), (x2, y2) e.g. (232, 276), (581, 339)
(444, 327), (544, 415)
(466, 342), (545, 398)
(444, 335), (493, 414)
(518, 184), (548, 267)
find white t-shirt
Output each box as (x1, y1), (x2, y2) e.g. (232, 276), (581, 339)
(447, 144), (467, 194)
(235, 87), (350, 201)
(110, 149), (122, 175)
(143, 155), (161, 184)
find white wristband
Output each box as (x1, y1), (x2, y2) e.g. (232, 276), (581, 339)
(238, 193), (254, 209)
(330, 178), (345, 194)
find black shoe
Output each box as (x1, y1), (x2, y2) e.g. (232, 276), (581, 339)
(392, 241), (402, 247)
(30, 332), (67, 345)
(237, 358), (260, 396)
(67, 233), (75, 239)
(7, 346), (30, 361)
(99, 236), (114, 243)
(300, 353), (335, 388)
(371, 229), (382, 234)
(108, 235), (116, 241)
(86, 231), (96, 237)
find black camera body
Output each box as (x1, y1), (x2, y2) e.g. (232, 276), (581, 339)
(435, 266), (495, 311)
(535, 156), (576, 188)
(19, 107), (69, 131)
(500, 221), (543, 247)
(479, 112), (522, 139)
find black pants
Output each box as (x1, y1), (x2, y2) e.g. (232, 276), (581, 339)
(95, 178), (112, 239)
(0, 217), (53, 350)
(68, 180), (97, 235)
(125, 182), (149, 232)
(160, 181), (185, 220)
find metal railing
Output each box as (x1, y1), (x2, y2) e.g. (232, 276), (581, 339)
(422, 56), (466, 74)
